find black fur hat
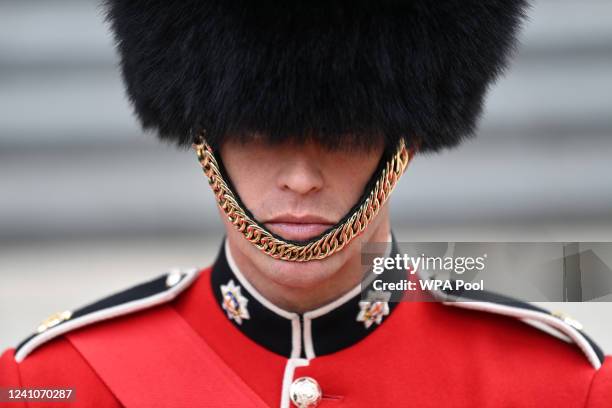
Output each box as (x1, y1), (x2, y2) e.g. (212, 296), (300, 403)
(105, 1), (528, 152)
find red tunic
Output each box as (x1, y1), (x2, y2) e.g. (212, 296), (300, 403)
(1, 259), (611, 407)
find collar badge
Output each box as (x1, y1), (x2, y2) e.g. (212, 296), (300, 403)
(357, 290), (391, 329)
(220, 279), (250, 325)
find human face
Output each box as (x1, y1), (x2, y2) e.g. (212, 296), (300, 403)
(218, 137), (387, 289)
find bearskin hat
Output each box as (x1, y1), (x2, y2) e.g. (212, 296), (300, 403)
(105, 1), (528, 152)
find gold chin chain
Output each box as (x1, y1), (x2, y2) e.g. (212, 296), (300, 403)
(193, 137), (413, 262)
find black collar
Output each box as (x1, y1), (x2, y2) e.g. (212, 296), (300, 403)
(210, 238), (403, 358)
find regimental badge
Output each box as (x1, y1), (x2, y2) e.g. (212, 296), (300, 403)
(357, 290), (391, 329)
(220, 279), (250, 325)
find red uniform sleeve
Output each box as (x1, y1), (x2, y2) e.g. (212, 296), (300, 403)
(585, 357), (612, 408)
(1, 338), (121, 408)
(0, 349), (26, 408)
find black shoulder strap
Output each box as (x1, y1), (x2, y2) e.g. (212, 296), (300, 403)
(14, 268), (201, 362)
(440, 286), (605, 369)
(412, 262), (605, 370)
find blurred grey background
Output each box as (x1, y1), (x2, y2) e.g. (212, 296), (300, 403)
(1, 1), (611, 352)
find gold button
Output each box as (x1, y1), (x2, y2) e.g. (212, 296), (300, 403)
(37, 310), (72, 333)
(290, 377), (322, 408)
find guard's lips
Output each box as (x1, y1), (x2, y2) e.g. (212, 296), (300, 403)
(264, 214), (335, 241)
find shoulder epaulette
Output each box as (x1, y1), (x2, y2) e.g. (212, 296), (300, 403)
(427, 278), (605, 370)
(14, 268), (201, 363)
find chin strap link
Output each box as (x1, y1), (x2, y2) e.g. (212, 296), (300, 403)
(193, 134), (413, 262)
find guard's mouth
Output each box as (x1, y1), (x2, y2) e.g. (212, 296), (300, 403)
(264, 214), (335, 241)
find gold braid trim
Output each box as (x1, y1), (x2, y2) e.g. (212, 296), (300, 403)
(193, 139), (412, 262)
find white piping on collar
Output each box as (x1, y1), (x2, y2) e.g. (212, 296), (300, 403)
(224, 233), (393, 360)
(303, 234), (393, 359)
(225, 239), (299, 320)
(302, 283), (363, 360)
(225, 240), (302, 358)
(15, 268), (201, 363)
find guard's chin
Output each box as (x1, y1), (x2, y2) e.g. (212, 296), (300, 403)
(262, 253), (346, 289)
